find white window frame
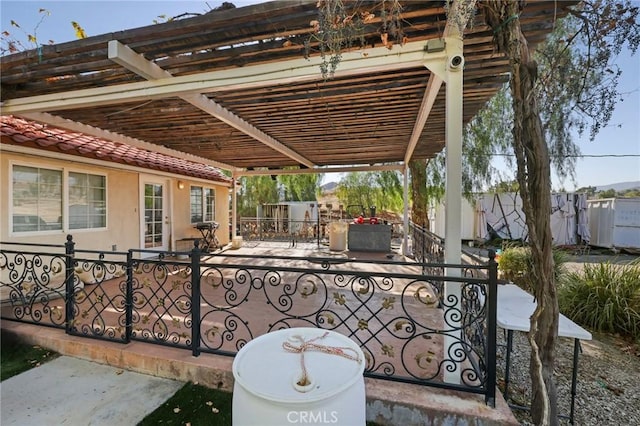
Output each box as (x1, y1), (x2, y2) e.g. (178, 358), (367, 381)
(68, 170), (107, 231)
(189, 185), (216, 224)
(9, 161), (108, 236)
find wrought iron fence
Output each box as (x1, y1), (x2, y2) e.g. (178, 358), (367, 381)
(239, 217), (406, 244)
(409, 222), (445, 293)
(1, 235), (497, 405)
(239, 217), (323, 245)
(69, 246), (129, 342)
(0, 241), (69, 328)
(408, 221), (496, 400)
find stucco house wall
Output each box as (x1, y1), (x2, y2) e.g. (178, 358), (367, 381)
(1, 147), (230, 252)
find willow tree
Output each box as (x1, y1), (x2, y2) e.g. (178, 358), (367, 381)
(237, 175), (279, 218)
(237, 172), (321, 218)
(336, 171), (403, 215)
(479, 1), (639, 424)
(456, 1), (638, 196)
(278, 173), (320, 202)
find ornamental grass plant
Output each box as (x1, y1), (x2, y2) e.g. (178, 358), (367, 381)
(558, 259), (640, 341)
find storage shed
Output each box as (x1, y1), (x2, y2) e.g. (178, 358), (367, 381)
(587, 198), (640, 251)
(257, 202), (318, 235)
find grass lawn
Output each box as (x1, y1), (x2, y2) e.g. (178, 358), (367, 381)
(1, 331), (59, 381)
(138, 382), (232, 426)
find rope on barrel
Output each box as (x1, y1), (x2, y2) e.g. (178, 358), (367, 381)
(282, 331), (362, 390)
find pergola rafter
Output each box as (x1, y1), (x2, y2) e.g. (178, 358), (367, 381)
(0, 0), (572, 174)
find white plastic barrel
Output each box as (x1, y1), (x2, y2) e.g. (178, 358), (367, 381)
(329, 222), (348, 251)
(232, 327), (365, 426)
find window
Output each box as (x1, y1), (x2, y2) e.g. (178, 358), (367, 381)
(190, 186), (216, 223)
(69, 172), (106, 229)
(11, 165), (106, 233)
(12, 165), (62, 232)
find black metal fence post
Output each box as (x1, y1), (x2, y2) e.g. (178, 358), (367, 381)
(191, 240), (202, 357)
(64, 234), (75, 334)
(486, 249), (498, 407)
(317, 209), (321, 248)
(125, 250), (133, 343)
(422, 226), (426, 264)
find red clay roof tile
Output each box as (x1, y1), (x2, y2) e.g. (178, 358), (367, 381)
(1, 115), (231, 184)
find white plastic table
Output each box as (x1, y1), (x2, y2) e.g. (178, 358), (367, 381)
(497, 284), (592, 424)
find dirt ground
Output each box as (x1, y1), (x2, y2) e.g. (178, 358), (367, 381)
(491, 246), (640, 425)
(562, 247), (638, 273)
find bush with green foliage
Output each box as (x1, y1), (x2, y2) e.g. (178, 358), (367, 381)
(497, 245), (568, 291)
(558, 260), (640, 341)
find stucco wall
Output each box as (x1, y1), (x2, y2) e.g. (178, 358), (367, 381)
(171, 182), (230, 248)
(1, 149), (230, 252)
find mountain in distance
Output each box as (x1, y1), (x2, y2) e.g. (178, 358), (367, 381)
(595, 181), (640, 192)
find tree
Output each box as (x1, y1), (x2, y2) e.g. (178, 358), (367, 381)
(335, 171), (403, 216)
(488, 179), (520, 193)
(461, 1), (639, 192)
(237, 172), (320, 219)
(412, 83), (513, 226)
(479, 1), (639, 424)
(576, 185), (597, 198)
(481, 3), (559, 422)
(278, 173), (319, 202)
(597, 188), (617, 198)
(408, 160), (428, 227)
(237, 175), (279, 218)
(371, 170), (403, 212)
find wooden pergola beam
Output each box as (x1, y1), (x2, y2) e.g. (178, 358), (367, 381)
(108, 40), (315, 169)
(237, 163), (404, 177)
(1, 40), (445, 114)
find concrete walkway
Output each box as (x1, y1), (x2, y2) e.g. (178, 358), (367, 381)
(1, 321), (518, 425)
(0, 356), (183, 426)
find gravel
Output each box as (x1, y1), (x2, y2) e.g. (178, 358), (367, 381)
(496, 329), (640, 425)
(464, 248), (640, 424)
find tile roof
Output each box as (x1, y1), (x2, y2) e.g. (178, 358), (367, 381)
(0, 116), (231, 184)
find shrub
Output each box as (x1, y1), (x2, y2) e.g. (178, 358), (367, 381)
(558, 260), (640, 341)
(497, 245), (568, 292)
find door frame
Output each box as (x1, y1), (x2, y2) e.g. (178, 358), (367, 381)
(139, 175), (174, 253)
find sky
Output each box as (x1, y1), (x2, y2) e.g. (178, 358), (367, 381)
(1, 0), (639, 190)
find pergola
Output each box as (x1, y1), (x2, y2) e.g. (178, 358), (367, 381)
(1, 0), (572, 385)
(1, 0), (571, 245)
